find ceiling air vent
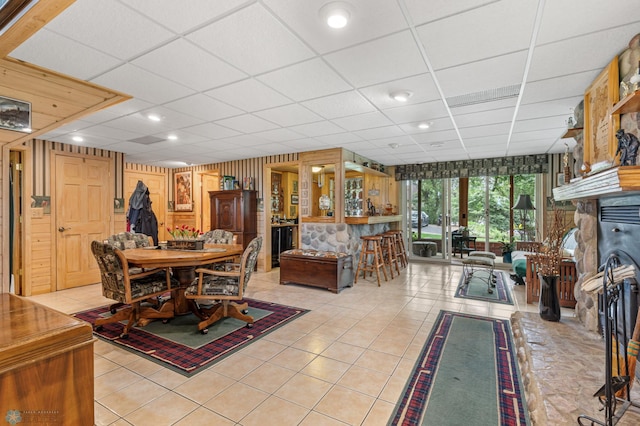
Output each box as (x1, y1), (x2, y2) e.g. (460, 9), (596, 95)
(446, 85), (521, 108)
(128, 136), (166, 145)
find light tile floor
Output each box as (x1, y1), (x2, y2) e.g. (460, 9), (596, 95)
(25, 261), (621, 425)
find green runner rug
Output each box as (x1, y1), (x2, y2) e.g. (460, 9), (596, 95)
(456, 270), (513, 305)
(389, 310), (529, 425)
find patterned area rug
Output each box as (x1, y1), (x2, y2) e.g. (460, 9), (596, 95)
(389, 311), (529, 425)
(74, 298), (308, 376)
(455, 270), (513, 305)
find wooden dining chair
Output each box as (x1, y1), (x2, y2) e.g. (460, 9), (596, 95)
(91, 241), (177, 338)
(185, 237), (262, 334)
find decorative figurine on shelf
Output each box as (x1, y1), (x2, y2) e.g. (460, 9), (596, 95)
(615, 129), (640, 166)
(563, 143), (571, 184)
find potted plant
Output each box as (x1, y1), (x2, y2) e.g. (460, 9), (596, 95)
(500, 238), (515, 263)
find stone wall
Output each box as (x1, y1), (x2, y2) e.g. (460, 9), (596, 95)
(572, 200), (599, 331)
(300, 222), (392, 262)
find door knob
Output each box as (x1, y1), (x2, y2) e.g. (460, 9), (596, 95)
(58, 226), (70, 232)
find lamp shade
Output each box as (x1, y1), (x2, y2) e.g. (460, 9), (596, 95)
(512, 194), (535, 211)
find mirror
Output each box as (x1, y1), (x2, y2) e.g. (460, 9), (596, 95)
(311, 164), (335, 217)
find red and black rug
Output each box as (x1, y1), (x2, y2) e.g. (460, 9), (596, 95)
(389, 310), (529, 425)
(74, 298), (308, 376)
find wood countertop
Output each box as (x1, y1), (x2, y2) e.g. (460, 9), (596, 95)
(345, 215), (402, 225)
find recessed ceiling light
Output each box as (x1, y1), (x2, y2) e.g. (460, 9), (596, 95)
(418, 122), (432, 129)
(167, 134), (178, 141)
(391, 91), (413, 102)
(430, 142), (444, 147)
(388, 143), (399, 149)
(72, 136), (84, 142)
(147, 114), (161, 122)
(320, 2), (352, 29)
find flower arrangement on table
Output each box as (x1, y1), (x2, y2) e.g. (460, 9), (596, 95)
(166, 225), (205, 249)
(167, 225), (203, 240)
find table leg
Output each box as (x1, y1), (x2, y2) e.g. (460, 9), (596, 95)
(171, 267), (196, 315)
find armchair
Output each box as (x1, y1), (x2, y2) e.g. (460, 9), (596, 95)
(185, 237), (262, 334)
(91, 241), (177, 338)
(201, 229), (237, 244)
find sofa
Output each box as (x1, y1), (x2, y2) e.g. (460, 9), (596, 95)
(511, 228), (577, 283)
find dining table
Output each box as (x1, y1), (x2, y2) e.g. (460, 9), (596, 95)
(123, 244), (243, 317)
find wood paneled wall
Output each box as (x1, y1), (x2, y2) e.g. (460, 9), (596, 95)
(13, 144), (300, 293)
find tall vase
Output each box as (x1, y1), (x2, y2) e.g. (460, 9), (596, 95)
(539, 274), (561, 321)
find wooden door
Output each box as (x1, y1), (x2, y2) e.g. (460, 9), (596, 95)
(125, 172), (166, 241)
(55, 154), (110, 289)
(200, 172), (220, 231)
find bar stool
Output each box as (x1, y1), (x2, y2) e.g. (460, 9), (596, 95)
(355, 235), (388, 286)
(391, 230), (408, 268)
(381, 232), (401, 278)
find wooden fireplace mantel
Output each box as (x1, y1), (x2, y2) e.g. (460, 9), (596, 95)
(553, 166), (640, 201)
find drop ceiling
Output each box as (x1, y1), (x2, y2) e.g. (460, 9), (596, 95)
(8, 0), (640, 168)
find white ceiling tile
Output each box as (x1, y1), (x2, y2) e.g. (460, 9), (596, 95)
(325, 31), (429, 87)
(435, 51), (528, 98)
(288, 121), (345, 137)
(315, 133), (363, 145)
(416, 1), (537, 70)
(280, 138), (331, 151)
(150, 131), (208, 145)
(138, 106), (205, 130)
(332, 111), (393, 131)
(528, 24), (640, 81)
(214, 114), (280, 133)
(412, 130), (460, 144)
(353, 126), (405, 141)
(510, 129), (562, 143)
(44, 0), (174, 60)
(513, 116), (568, 133)
(258, 58), (353, 101)
(399, 117), (454, 134)
(163, 94), (244, 122)
(100, 115), (173, 136)
(264, 0), (407, 54)
(254, 104), (323, 127)
(253, 128), (304, 142)
(75, 124), (144, 142)
(125, 0), (249, 34)
(459, 123), (511, 139)
(360, 73), (440, 110)
(521, 72), (593, 105)
(302, 91), (376, 120)
(517, 97), (583, 121)
(182, 123), (241, 140)
(454, 108), (515, 128)
(537, 0), (640, 45)
(447, 98), (517, 116)
(131, 38), (246, 91)
(92, 64), (195, 104)
(10, 29), (121, 80)
(403, 0), (495, 25)
(384, 100), (449, 125)
(205, 79), (292, 112)
(186, 3), (314, 74)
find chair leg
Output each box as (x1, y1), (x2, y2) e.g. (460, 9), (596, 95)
(195, 301), (254, 334)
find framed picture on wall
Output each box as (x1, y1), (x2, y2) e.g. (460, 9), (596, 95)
(174, 171), (192, 211)
(584, 57), (620, 168)
(0, 96), (31, 132)
(291, 194), (299, 205)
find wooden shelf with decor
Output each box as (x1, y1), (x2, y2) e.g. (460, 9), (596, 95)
(611, 89), (640, 115)
(561, 127), (583, 139)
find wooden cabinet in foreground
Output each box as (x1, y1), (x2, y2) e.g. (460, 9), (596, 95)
(0, 294), (95, 425)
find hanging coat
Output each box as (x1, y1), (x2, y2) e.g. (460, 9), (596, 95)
(135, 190), (159, 245)
(128, 180), (148, 232)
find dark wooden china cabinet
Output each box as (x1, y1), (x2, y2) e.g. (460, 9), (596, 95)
(209, 190), (257, 249)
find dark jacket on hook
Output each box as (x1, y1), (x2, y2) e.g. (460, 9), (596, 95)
(127, 180), (159, 245)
